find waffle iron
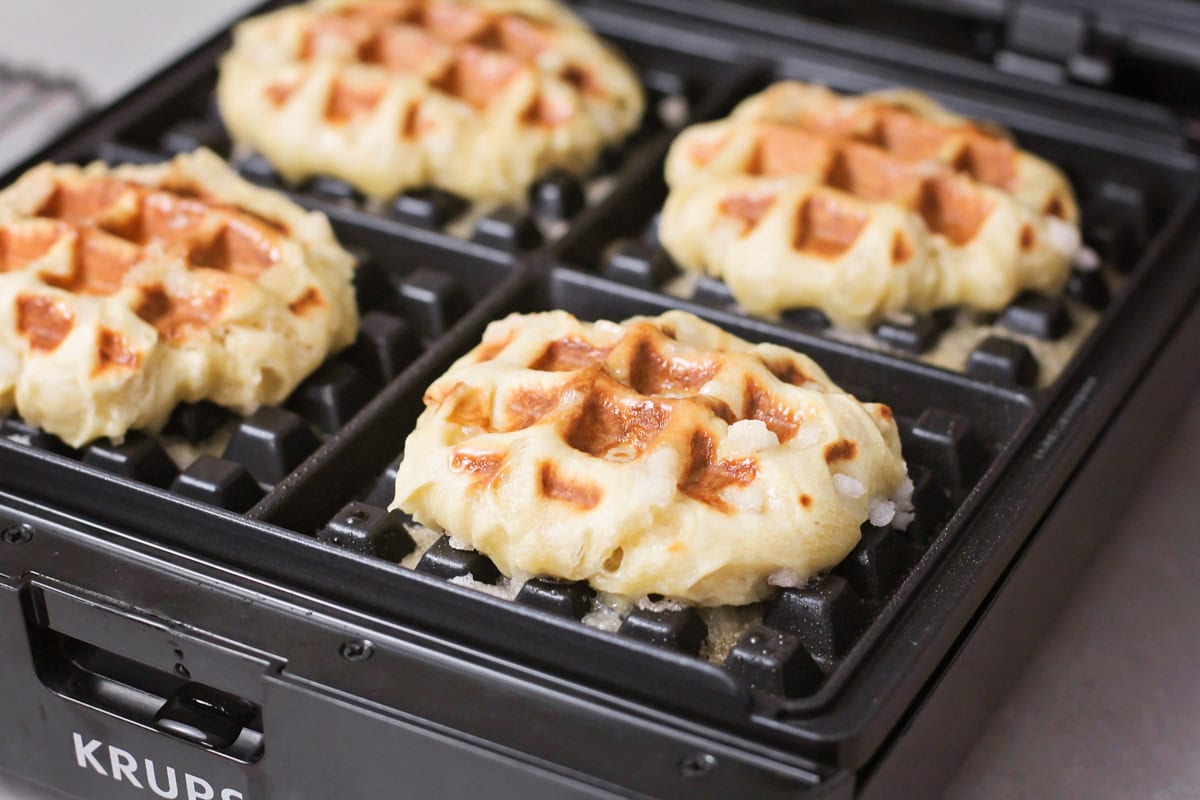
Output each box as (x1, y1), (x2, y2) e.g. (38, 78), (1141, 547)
(1, 1), (1197, 797)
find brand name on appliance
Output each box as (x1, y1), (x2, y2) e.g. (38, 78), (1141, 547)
(73, 733), (245, 800)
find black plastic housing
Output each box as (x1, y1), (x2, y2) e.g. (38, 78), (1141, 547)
(0, 1), (1198, 798)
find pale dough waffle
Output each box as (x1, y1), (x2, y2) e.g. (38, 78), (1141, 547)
(218, 0), (645, 202)
(392, 310), (910, 606)
(660, 82), (1083, 326)
(0, 149), (358, 448)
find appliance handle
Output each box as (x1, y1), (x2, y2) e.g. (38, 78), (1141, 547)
(22, 580), (270, 763)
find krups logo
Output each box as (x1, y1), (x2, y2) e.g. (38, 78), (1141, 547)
(73, 733), (245, 800)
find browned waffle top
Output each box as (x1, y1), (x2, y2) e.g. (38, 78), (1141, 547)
(218, 0), (645, 200)
(267, 1), (607, 126)
(394, 310), (909, 605)
(1, 176), (293, 358)
(661, 82), (1081, 323)
(0, 151), (358, 447)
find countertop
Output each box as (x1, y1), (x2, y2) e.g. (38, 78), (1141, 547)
(1, 3), (1198, 798)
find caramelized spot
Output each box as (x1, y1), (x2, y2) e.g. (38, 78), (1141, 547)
(826, 145), (924, 204)
(401, 101), (421, 138)
(794, 195), (868, 257)
(363, 26), (450, 74)
(687, 133), (730, 166)
(442, 384), (492, 428)
(627, 335), (716, 395)
(265, 82), (297, 107)
(762, 357), (809, 386)
(666, 541), (686, 554)
(16, 295), (73, 351)
(677, 430), (758, 512)
(799, 493), (813, 509)
(1043, 195), (1067, 220)
(917, 177), (992, 246)
(521, 92), (573, 127)
(531, 338), (610, 371)
(94, 328), (141, 375)
(188, 219), (279, 277)
(0, 224), (63, 271)
(954, 134), (1017, 190)
(139, 191), (212, 242)
(878, 404), (893, 421)
(719, 192), (776, 237)
(36, 179), (133, 225)
(1019, 224), (1036, 252)
(433, 47), (522, 108)
(498, 15), (552, 60)
(344, 0), (417, 27)
(743, 377), (801, 443)
(475, 329), (515, 362)
(450, 449), (503, 487)
(564, 386), (671, 458)
(42, 229), (139, 295)
(823, 439), (857, 464)
(326, 80), (386, 123)
(289, 287), (324, 316)
(538, 461), (602, 509)
(303, 15), (376, 59)
(424, 3), (494, 42)
(891, 231), (914, 264)
(559, 64), (600, 96)
(503, 384), (564, 431)
(877, 110), (956, 161)
(135, 285), (228, 343)
(749, 125), (829, 177)
(602, 547), (624, 572)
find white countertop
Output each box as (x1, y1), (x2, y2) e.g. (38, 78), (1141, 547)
(1, 4), (1197, 799)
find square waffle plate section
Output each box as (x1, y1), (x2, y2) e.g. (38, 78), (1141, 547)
(554, 35), (1196, 391)
(253, 268), (1035, 723)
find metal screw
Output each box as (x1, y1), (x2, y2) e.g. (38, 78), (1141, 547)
(339, 638), (375, 662)
(1, 524), (34, 545)
(679, 753), (717, 779)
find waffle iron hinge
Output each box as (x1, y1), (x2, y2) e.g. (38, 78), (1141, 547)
(995, 1), (1113, 86)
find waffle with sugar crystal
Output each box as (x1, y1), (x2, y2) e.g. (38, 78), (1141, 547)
(660, 82), (1082, 325)
(218, 0), (645, 202)
(0, 149), (358, 448)
(392, 310), (910, 606)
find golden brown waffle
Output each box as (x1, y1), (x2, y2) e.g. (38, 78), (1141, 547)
(218, 0), (644, 201)
(0, 149), (358, 447)
(392, 310), (910, 606)
(660, 82), (1082, 325)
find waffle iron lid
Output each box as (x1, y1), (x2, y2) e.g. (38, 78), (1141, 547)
(750, 0), (1200, 83)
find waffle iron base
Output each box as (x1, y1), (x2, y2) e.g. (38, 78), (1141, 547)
(0, 285), (1193, 800)
(1, 0), (1199, 797)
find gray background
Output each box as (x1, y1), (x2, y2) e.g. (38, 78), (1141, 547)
(1, 3), (1197, 798)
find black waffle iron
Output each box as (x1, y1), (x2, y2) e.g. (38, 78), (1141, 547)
(1, 1), (1198, 797)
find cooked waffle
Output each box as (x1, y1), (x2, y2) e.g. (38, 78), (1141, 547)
(392, 310), (910, 606)
(217, 0), (645, 202)
(0, 149), (358, 448)
(660, 82), (1082, 325)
